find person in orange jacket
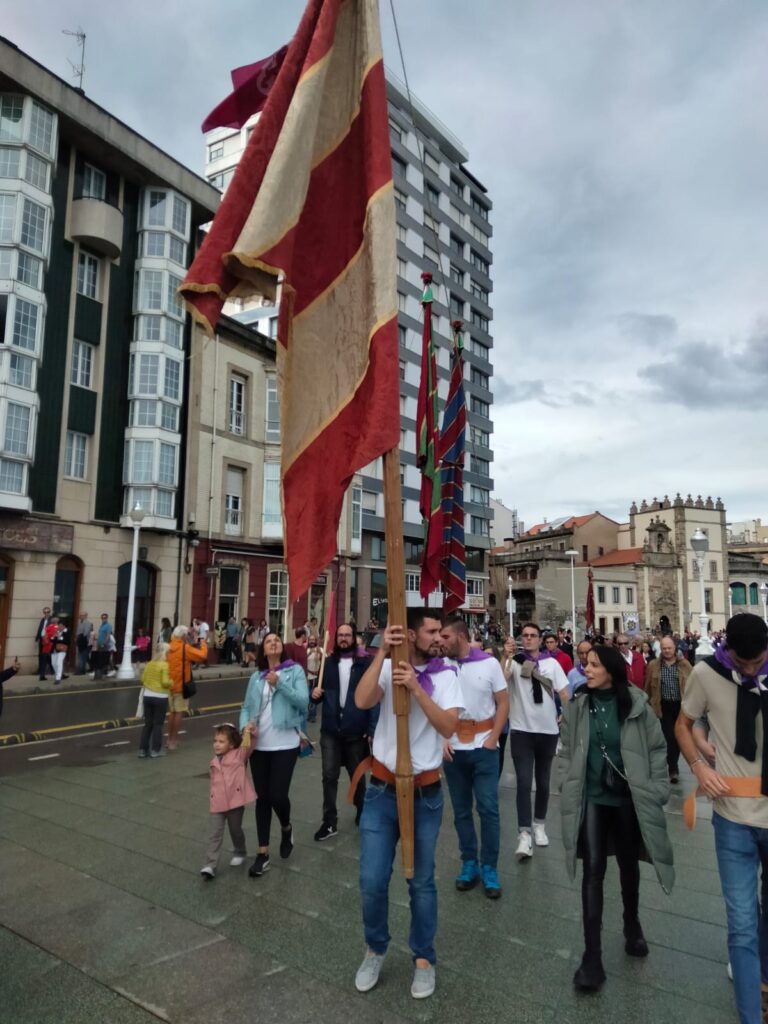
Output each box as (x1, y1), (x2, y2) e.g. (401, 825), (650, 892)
(167, 624), (208, 750)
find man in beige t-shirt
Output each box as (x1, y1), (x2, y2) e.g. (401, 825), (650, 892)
(676, 613), (768, 1024)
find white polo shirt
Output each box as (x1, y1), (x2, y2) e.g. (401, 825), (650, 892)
(509, 656), (569, 735)
(372, 659), (463, 773)
(449, 653), (508, 750)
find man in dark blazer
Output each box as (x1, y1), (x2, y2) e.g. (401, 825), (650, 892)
(34, 605), (52, 681)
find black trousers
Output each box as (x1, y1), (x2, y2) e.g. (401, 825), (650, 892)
(319, 732), (368, 826)
(509, 730), (559, 828)
(139, 695), (168, 754)
(580, 801), (643, 956)
(38, 647), (51, 678)
(250, 747), (299, 847)
(660, 699), (681, 773)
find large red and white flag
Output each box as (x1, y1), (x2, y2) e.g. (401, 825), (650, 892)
(181, 0), (400, 600)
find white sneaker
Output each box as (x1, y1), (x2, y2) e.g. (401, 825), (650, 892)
(230, 855), (245, 866)
(199, 866), (215, 880)
(533, 823), (549, 847)
(515, 831), (533, 861)
(355, 951), (386, 993)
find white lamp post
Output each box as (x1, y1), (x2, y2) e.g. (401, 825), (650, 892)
(116, 503), (145, 681)
(507, 573), (516, 634)
(728, 586), (733, 620)
(690, 528), (713, 660)
(565, 549), (579, 642)
(760, 582), (768, 626)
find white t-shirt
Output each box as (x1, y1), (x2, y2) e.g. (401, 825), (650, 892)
(255, 680), (300, 752)
(372, 659), (463, 773)
(449, 655), (508, 750)
(509, 656), (569, 735)
(197, 621), (210, 642)
(338, 657), (353, 708)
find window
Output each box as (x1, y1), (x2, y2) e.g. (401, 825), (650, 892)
(704, 588), (713, 615)
(169, 236), (186, 266)
(709, 560), (718, 581)
(399, 358), (406, 381)
(471, 222), (490, 247)
(450, 176), (464, 198)
(612, 586), (620, 603)
(166, 273), (183, 318)
(425, 183), (439, 207)
(626, 587), (634, 604)
(362, 490), (378, 514)
(351, 485), (362, 542)
(393, 187), (407, 211)
(423, 243), (439, 268)
(404, 539), (423, 563)
(470, 194), (489, 221)
(471, 367), (489, 388)
(470, 338), (489, 360)
(470, 455), (489, 477)
(70, 340), (93, 388)
(20, 198), (46, 252)
(397, 291), (407, 313)
(163, 359), (180, 401)
(0, 458), (23, 492)
(225, 466), (244, 534)
(268, 569), (288, 620)
(166, 321), (182, 348)
(450, 263), (463, 285)
(398, 324), (407, 347)
(133, 400), (156, 426)
(158, 443), (176, 485)
(0, 96), (23, 142)
(262, 462), (281, 530)
(0, 193), (15, 241)
(470, 425), (489, 448)
(396, 222), (407, 244)
(470, 485), (489, 506)
(392, 154), (407, 177)
(229, 374), (246, 435)
(0, 147), (19, 178)
(466, 578), (484, 597)
(388, 117), (402, 144)
(148, 190), (166, 226)
(470, 516), (489, 536)
(471, 308), (489, 332)
(449, 202), (465, 227)
(597, 586), (606, 603)
(161, 403), (178, 431)
(209, 144), (224, 161)
(17, 251), (41, 289)
(155, 490), (174, 518)
(470, 280), (489, 303)
(449, 294), (464, 319)
(598, 616), (607, 635)
(397, 256), (407, 278)
(4, 402), (30, 455)
(582, 545), (588, 563)
(130, 440), (154, 483)
(82, 163), (106, 200)
(135, 354), (159, 395)
(470, 249), (489, 275)
(424, 213), (439, 235)
(750, 583), (759, 606)
(731, 582), (747, 606)
(265, 377), (280, 441)
(139, 269), (163, 310)
(77, 250), (99, 299)
(28, 102), (54, 155)
(371, 535), (386, 560)
(9, 353), (33, 389)
(267, 316), (278, 339)
(172, 196), (188, 235)
(449, 233), (464, 257)
(423, 150), (440, 174)
(12, 298), (39, 351)
(470, 396), (489, 418)
(145, 231), (165, 257)
(24, 151), (48, 191)
(405, 572), (420, 593)
(64, 431), (87, 479)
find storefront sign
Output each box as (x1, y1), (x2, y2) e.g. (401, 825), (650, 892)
(467, 595), (485, 610)
(0, 516), (74, 554)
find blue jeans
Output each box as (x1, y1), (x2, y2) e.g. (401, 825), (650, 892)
(712, 811), (768, 1024)
(359, 779), (443, 964)
(443, 746), (500, 868)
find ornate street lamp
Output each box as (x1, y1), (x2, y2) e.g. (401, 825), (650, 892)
(565, 549), (579, 641)
(690, 528), (713, 659)
(116, 503), (146, 681)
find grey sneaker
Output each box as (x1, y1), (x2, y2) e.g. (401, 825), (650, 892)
(355, 951), (386, 993)
(411, 963), (435, 999)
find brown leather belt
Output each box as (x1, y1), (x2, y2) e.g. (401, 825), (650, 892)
(684, 775), (763, 829)
(346, 755), (440, 802)
(455, 717), (495, 744)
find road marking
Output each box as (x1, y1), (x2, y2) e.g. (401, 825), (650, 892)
(28, 753), (60, 761)
(104, 741), (130, 748)
(6, 684), (141, 700)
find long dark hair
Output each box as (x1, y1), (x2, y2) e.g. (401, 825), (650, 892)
(256, 632), (283, 671)
(590, 644), (633, 722)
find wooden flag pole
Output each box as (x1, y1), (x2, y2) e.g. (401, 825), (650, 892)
(382, 444), (414, 878)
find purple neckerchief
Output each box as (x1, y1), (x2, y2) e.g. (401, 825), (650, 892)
(414, 657), (456, 698)
(259, 659), (296, 680)
(714, 645), (768, 690)
(458, 648), (493, 664)
(521, 650), (554, 664)
(572, 662), (587, 678)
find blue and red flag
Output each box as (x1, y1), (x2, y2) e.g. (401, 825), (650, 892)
(438, 321), (467, 612)
(417, 272), (443, 598)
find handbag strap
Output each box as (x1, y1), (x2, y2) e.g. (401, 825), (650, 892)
(589, 694), (629, 781)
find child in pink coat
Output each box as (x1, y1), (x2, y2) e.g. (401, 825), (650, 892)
(200, 723), (256, 879)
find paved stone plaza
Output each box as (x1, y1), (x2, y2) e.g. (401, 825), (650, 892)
(0, 727), (735, 1024)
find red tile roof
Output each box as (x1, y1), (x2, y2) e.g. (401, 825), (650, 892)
(590, 547), (643, 567)
(522, 513), (597, 538)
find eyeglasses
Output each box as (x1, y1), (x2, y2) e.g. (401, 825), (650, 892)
(521, 633), (539, 639)
(617, 641), (630, 647)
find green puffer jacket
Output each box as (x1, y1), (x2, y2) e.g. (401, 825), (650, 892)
(559, 685), (675, 894)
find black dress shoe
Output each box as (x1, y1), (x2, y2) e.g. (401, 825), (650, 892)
(573, 956), (606, 992)
(624, 921), (649, 957)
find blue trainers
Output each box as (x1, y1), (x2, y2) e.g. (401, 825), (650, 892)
(455, 858), (480, 891)
(481, 864), (501, 899)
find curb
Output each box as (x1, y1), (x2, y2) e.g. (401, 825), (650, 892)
(0, 701), (241, 747)
(4, 668), (250, 699)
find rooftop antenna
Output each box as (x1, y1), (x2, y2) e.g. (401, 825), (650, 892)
(62, 28), (86, 91)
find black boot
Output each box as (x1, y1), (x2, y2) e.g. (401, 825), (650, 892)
(574, 917), (606, 992)
(623, 917), (649, 957)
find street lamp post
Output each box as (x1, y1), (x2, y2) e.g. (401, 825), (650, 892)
(728, 586), (733, 620)
(564, 549), (578, 642)
(760, 582), (768, 626)
(507, 574), (516, 635)
(116, 503), (146, 681)
(690, 528), (713, 660)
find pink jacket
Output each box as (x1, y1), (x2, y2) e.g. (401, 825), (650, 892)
(208, 746), (256, 813)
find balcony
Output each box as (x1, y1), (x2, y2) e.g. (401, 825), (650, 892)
(70, 198), (123, 259)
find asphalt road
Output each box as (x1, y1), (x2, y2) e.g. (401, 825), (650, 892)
(0, 674), (250, 775)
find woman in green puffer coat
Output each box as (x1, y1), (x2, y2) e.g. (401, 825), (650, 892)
(559, 644), (674, 993)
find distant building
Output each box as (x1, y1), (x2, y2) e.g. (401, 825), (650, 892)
(489, 497), (520, 546)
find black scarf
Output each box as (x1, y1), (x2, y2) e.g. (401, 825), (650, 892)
(513, 652), (554, 705)
(707, 654), (768, 796)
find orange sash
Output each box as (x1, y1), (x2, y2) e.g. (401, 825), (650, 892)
(683, 775), (763, 829)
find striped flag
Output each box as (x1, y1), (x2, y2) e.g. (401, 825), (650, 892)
(416, 273), (442, 598)
(181, 0), (400, 600)
(201, 46), (289, 133)
(438, 322), (467, 612)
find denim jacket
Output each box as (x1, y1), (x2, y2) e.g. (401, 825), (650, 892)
(239, 663), (308, 732)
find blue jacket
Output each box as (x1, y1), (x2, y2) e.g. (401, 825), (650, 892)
(314, 654), (378, 739)
(239, 663), (308, 732)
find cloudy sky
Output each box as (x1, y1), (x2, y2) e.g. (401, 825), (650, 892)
(9, 1), (768, 529)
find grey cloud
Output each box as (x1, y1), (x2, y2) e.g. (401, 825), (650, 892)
(616, 313), (678, 347)
(493, 377), (595, 409)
